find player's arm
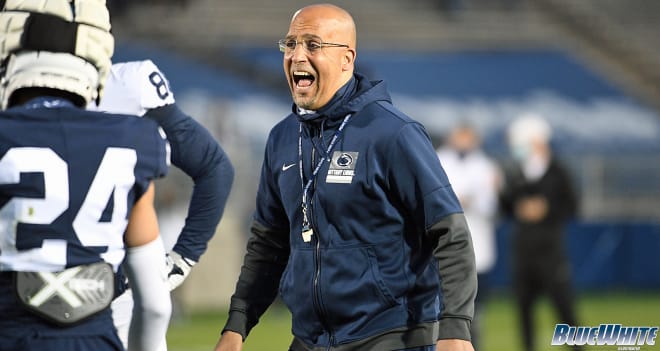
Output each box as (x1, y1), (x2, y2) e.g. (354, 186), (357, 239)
(95, 59), (234, 290)
(123, 182), (172, 351)
(145, 103), (235, 290)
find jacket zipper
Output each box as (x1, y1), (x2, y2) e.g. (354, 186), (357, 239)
(308, 127), (335, 349)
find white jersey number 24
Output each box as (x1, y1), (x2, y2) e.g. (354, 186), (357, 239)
(0, 147), (136, 272)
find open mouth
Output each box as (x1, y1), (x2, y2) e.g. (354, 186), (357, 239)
(293, 71), (315, 88)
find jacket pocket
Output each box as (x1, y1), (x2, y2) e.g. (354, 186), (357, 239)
(319, 245), (399, 330)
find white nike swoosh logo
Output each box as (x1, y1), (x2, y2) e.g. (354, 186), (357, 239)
(282, 163), (296, 171)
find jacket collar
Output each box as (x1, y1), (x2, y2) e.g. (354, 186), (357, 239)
(293, 72), (391, 126)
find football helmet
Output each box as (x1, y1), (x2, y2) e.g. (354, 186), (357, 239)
(0, 0), (114, 108)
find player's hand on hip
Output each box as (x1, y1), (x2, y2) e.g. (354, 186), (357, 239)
(436, 339), (475, 351)
(214, 331), (243, 351)
(165, 250), (196, 291)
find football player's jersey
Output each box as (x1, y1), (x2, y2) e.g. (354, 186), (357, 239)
(0, 98), (169, 273)
(89, 59), (176, 116)
(91, 60), (233, 263)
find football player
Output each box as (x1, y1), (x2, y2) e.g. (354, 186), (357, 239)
(90, 59), (235, 347)
(0, 1), (171, 351)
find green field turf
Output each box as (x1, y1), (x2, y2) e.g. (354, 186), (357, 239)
(167, 291), (660, 351)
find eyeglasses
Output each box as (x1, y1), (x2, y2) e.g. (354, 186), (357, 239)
(278, 38), (349, 56)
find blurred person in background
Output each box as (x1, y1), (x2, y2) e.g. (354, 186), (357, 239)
(437, 123), (501, 350)
(499, 114), (580, 351)
(215, 3), (476, 351)
(90, 59), (235, 348)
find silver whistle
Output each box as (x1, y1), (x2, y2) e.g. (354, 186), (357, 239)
(302, 228), (314, 242)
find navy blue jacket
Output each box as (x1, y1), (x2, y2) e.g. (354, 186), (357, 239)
(224, 74), (476, 350)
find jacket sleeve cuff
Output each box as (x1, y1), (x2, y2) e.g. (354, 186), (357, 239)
(221, 309), (249, 341)
(437, 317), (472, 341)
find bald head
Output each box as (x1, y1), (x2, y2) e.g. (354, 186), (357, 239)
(283, 3), (358, 110)
(290, 4), (357, 49)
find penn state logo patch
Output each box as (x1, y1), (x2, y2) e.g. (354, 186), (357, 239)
(327, 151), (358, 184)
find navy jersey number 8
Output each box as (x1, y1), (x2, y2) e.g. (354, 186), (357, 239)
(148, 71), (170, 100)
(0, 147), (137, 272)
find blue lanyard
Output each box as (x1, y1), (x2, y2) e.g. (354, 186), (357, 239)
(298, 114), (352, 231)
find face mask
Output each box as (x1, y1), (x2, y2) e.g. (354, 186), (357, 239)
(510, 143), (530, 162)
